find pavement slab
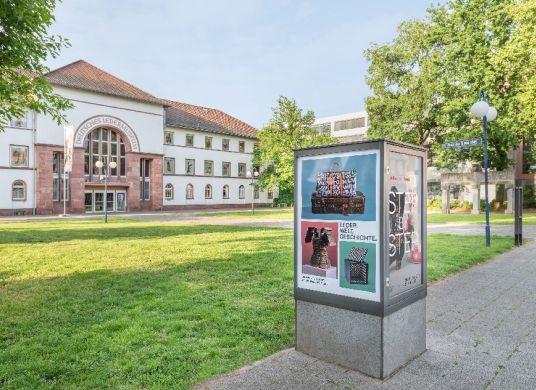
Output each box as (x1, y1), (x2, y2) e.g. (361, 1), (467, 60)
(195, 233), (536, 390)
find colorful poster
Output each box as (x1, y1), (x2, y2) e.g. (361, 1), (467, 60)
(296, 150), (380, 301)
(387, 152), (423, 296)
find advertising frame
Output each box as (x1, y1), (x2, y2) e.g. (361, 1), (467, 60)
(294, 139), (427, 317)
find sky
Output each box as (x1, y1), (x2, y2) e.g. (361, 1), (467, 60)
(47, 0), (437, 128)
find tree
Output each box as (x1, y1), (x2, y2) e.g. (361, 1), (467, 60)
(253, 96), (338, 202)
(0, 0), (73, 129)
(365, 0), (534, 170)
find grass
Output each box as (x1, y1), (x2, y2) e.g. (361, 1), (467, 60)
(205, 208), (536, 226)
(427, 234), (514, 282)
(427, 212), (536, 225)
(0, 219), (515, 389)
(202, 208), (293, 219)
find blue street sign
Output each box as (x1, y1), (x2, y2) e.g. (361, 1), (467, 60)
(443, 138), (482, 149)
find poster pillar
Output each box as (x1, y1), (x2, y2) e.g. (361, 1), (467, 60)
(294, 140), (427, 379)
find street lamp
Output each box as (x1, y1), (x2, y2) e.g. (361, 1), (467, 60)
(470, 92), (497, 247)
(246, 168), (259, 215)
(95, 160), (117, 223)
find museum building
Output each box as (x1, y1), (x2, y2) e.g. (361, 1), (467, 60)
(0, 60), (272, 215)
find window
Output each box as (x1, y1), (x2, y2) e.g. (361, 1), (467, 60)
(186, 183), (194, 199)
(522, 135), (536, 173)
(204, 160), (214, 176)
(268, 190), (274, 200)
(238, 163), (246, 177)
(164, 131), (174, 145)
(223, 185), (229, 199)
(53, 152), (69, 202)
(185, 159), (195, 175)
(165, 183), (174, 200)
(254, 186), (260, 199)
(140, 159), (151, 200)
(9, 111), (30, 128)
(253, 142), (259, 151)
(239, 185), (245, 199)
(164, 157), (175, 174)
(313, 123), (331, 134)
(186, 134), (194, 147)
(205, 136), (213, 149)
(84, 128), (126, 178)
(10, 145), (29, 167)
(222, 138), (230, 151)
(334, 117), (365, 131)
(12, 180), (26, 201)
(222, 161), (231, 176)
(239, 141), (245, 153)
(205, 184), (212, 199)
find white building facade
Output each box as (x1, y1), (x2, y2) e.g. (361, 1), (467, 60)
(0, 60), (272, 215)
(313, 111), (369, 143)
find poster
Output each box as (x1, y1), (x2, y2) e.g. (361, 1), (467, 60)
(387, 152), (423, 296)
(296, 150), (380, 302)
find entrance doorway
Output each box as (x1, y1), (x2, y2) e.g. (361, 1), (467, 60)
(85, 190), (126, 213)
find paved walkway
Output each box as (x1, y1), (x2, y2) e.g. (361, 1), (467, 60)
(195, 236), (536, 389)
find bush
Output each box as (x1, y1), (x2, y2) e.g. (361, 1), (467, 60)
(523, 185), (536, 208)
(449, 199), (472, 210)
(273, 189), (294, 207)
(427, 197), (442, 209)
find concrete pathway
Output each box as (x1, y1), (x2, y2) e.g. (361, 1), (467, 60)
(195, 238), (536, 389)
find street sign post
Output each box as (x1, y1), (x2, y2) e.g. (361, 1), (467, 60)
(443, 138), (482, 149)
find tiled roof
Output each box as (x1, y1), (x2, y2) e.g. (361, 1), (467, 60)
(45, 60), (164, 105)
(164, 100), (257, 139)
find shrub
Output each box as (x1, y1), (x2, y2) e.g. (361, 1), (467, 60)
(427, 197), (442, 209)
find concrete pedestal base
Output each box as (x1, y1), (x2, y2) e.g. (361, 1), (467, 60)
(295, 298), (426, 379)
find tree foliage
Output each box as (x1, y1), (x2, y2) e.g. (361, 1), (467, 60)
(253, 96), (338, 198)
(0, 0), (73, 129)
(365, 0), (534, 170)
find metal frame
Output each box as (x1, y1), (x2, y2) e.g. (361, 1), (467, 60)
(294, 139), (427, 318)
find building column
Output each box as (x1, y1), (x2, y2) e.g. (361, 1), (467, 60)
(441, 184), (450, 214)
(506, 185), (514, 214)
(471, 185), (480, 214)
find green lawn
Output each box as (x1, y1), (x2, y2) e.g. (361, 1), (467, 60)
(202, 208), (293, 220)
(427, 212), (536, 225)
(0, 219), (515, 389)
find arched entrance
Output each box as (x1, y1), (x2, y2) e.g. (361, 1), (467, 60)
(69, 115), (146, 213)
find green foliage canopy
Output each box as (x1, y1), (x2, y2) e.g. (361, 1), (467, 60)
(0, 0), (73, 129)
(365, 0), (534, 170)
(253, 96), (338, 197)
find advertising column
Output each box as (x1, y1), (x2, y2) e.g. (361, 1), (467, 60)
(296, 149), (380, 302)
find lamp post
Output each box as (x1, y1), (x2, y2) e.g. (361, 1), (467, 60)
(95, 160), (117, 223)
(246, 168), (259, 215)
(470, 92), (497, 247)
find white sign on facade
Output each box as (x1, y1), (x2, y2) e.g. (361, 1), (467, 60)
(74, 115), (140, 152)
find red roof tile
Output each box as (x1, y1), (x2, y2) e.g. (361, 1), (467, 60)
(45, 60), (164, 105)
(164, 100), (257, 139)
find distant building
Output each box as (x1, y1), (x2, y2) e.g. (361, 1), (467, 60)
(1, 60), (273, 215)
(312, 110), (536, 213)
(313, 111), (368, 143)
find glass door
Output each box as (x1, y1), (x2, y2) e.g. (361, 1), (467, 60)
(95, 192), (104, 212)
(116, 192), (126, 212)
(85, 193), (93, 212)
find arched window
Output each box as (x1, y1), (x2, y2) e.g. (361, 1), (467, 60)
(186, 184), (194, 199)
(239, 185), (245, 199)
(223, 185), (229, 199)
(84, 127), (126, 178)
(12, 180), (26, 201)
(165, 183), (174, 200)
(205, 184), (212, 199)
